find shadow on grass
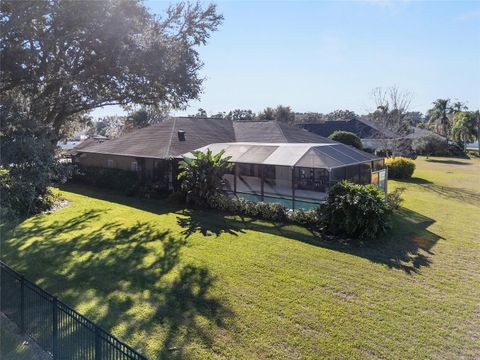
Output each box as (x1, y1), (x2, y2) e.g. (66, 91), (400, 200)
(426, 159), (471, 165)
(60, 183), (443, 275)
(396, 177), (480, 206)
(60, 182), (183, 215)
(176, 209), (246, 239)
(1, 208), (233, 358)
(174, 206), (441, 275)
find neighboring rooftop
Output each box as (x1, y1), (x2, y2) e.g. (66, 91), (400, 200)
(77, 117), (334, 159)
(183, 142), (382, 169)
(300, 118), (397, 139)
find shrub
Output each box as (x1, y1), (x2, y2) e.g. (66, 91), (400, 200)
(287, 208), (319, 228)
(209, 196), (289, 222)
(0, 168), (59, 218)
(412, 134), (448, 156)
(329, 131), (363, 150)
(177, 149), (232, 205)
(319, 181), (391, 241)
(1, 130), (71, 217)
(387, 187), (406, 210)
(385, 157), (415, 179)
(167, 191), (186, 205)
(73, 165), (140, 194)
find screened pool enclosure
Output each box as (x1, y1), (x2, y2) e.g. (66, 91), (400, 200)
(184, 143), (386, 210)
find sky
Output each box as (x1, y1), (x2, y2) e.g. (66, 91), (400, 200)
(92, 0), (480, 119)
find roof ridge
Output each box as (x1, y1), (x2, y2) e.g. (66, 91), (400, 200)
(275, 121), (288, 142)
(165, 117), (176, 158)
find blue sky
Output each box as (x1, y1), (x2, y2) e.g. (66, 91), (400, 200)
(92, 0), (480, 118)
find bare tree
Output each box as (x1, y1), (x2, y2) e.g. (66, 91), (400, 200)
(371, 86), (413, 156)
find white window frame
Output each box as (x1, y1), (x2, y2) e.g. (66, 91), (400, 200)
(131, 161), (138, 171)
(107, 159), (114, 168)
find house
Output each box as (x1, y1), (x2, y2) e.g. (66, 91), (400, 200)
(74, 117), (386, 208)
(184, 142), (385, 209)
(74, 117), (334, 184)
(299, 118), (398, 152)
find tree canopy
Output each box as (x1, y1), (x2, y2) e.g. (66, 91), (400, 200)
(1, 0), (223, 139)
(328, 131), (363, 150)
(0, 0), (222, 215)
(257, 105), (295, 124)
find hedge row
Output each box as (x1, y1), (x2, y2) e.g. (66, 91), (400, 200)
(200, 180), (392, 242)
(73, 166), (141, 194)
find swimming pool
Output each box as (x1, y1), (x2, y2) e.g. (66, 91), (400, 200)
(233, 192), (323, 210)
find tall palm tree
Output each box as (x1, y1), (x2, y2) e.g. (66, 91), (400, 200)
(428, 99), (452, 143)
(452, 112), (476, 151)
(452, 101), (468, 113)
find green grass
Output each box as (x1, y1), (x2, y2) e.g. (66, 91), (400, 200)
(1, 156), (479, 359)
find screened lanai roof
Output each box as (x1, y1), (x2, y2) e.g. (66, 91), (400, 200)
(183, 143), (383, 169)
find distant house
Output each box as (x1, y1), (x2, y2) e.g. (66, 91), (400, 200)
(59, 135), (108, 151)
(74, 117), (385, 208)
(299, 118), (397, 152)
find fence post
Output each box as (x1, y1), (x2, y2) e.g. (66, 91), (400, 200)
(20, 276), (25, 334)
(52, 297), (58, 359)
(95, 325), (102, 360)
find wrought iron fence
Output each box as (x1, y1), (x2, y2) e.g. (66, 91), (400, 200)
(0, 261), (147, 360)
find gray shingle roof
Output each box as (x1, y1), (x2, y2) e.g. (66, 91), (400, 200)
(300, 118), (397, 139)
(78, 118), (333, 159)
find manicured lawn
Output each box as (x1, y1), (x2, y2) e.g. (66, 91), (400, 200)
(1, 157), (479, 359)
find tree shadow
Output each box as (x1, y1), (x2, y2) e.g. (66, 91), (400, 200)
(1, 212), (233, 358)
(399, 177), (433, 185)
(60, 184), (443, 275)
(417, 183), (480, 206)
(426, 159), (471, 165)
(395, 177), (480, 206)
(176, 209), (246, 239)
(174, 206), (441, 275)
(59, 182), (183, 216)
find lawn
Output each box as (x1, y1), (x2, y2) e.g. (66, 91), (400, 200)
(1, 156), (479, 359)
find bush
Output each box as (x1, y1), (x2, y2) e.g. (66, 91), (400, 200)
(329, 131), (363, 150)
(287, 208), (319, 228)
(319, 181), (391, 241)
(73, 165), (140, 194)
(385, 157), (415, 179)
(387, 187), (406, 210)
(207, 195), (289, 223)
(167, 191), (186, 205)
(0, 168), (59, 218)
(412, 134), (448, 156)
(1, 129), (72, 217)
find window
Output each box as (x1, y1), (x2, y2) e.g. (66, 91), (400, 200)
(107, 159), (114, 168)
(131, 161), (138, 171)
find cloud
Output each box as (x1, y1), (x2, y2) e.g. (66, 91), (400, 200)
(455, 10), (480, 22)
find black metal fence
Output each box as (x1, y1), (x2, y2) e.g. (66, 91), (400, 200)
(0, 261), (147, 360)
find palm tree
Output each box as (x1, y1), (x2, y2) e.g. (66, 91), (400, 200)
(428, 99), (452, 143)
(452, 112), (477, 151)
(451, 101), (468, 113)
